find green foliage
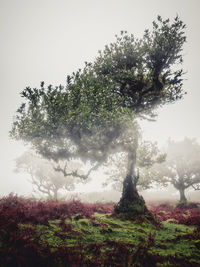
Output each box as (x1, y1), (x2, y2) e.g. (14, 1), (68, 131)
(10, 16), (186, 166)
(93, 16), (186, 118)
(18, 213), (200, 265)
(10, 16), (187, 215)
(1, 195), (200, 266)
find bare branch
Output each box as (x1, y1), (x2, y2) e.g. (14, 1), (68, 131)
(54, 161), (102, 180)
(138, 114), (156, 122)
(192, 184), (200, 190)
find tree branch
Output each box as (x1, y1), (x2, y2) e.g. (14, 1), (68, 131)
(192, 184), (200, 190)
(138, 114), (156, 122)
(54, 161), (102, 180)
(133, 168), (140, 187)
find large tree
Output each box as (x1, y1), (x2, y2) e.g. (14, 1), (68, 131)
(154, 138), (200, 204)
(11, 16), (186, 218)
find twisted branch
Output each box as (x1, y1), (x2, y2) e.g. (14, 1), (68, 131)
(54, 161), (102, 180)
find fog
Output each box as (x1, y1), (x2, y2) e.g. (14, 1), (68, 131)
(0, 0), (199, 202)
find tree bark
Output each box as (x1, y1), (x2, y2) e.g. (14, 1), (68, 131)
(114, 150), (150, 219)
(53, 190), (58, 200)
(179, 187), (187, 203)
(52, 187), (58, 200)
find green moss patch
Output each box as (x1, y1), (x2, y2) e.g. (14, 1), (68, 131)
(15, 213), (200, 266)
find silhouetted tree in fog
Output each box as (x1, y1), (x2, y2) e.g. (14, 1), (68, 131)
(104, 126), (165, 192)
(15, 151), (83, 200)
(155, 138), (200, 204)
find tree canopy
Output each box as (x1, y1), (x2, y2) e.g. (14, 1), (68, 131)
(11, 16), (186, 168)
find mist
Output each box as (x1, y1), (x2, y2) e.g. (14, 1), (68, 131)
(1, 2), (200, 265)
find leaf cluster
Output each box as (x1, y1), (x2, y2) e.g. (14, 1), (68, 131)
(10, 16), (186, 166)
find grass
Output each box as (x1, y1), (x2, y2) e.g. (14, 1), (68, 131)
(0, 195), (200, 266)
(17, 213), (200, 266)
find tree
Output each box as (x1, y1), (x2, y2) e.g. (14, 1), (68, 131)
(103, 128), (165, 192)
(15, 151), (84, 200)
(154, 138), (200, 204)
(10, 16), (186, 218)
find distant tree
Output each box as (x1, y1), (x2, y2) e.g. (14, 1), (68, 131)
(11, 16), (186, 218)
(104, 127), (165, 191)
(155, 138), (200, 203)
(15, 151), (83, 200)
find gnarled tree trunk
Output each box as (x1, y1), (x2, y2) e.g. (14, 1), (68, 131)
(178, 187), (187, 203)
(53, 189), (58, 200)
(114, 149), (150, 219)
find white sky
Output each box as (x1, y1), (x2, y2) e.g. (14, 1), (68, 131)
(0, 0), (200, 196)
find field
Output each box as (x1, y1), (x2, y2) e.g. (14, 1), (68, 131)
(0, 194), (200, 266)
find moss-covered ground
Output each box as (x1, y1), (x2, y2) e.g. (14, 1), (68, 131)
(0, 195), (200, 266)
(17, 213), (200, 266)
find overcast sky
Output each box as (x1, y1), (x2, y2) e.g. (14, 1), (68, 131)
(0, 0), (199, 196)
